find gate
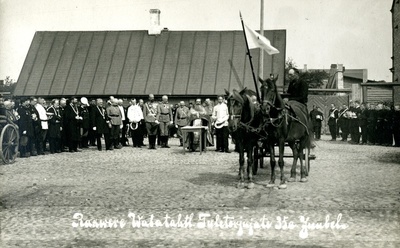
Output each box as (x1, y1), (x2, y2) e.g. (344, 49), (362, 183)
(308, 94), (350, 134)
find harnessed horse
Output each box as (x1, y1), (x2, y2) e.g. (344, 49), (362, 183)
(260, 77), (311, 187)
(227, 88), (263, 189)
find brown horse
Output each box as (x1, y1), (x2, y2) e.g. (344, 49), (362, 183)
(226, 88), (263, 189)
(259, 76), (311, 188)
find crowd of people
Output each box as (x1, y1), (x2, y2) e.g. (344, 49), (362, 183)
(0, 94), (232, 159)
(321, 101), (400, 147)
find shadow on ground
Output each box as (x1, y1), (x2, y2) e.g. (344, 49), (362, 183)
(371, 150), (400, 164)
(187, 172), (240, 187)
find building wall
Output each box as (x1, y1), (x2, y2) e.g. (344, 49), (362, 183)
(393, 86), (400, 105)
(393, 0), (400, 83)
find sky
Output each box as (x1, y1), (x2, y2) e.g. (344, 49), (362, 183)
(0, 0), (394, 82)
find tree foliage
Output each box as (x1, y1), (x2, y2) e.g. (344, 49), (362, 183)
(285, 58), (328, 89)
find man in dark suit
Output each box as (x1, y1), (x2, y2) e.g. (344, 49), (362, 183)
(64, 97), (82, 152)
(328, 103), (339, 141)
(359, 103), (369, 145)
(310, 106), (324, 140)
(284, 68), (314, 147)
(349, 100), (361, 144)
(47, 99), (62, 153)
(91, 98), (111, 151)
(17, 97), (35, 157)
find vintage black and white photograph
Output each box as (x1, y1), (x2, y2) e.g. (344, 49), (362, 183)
(0, 0), (399, 247)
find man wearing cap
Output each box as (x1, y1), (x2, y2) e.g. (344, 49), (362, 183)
(284, 68), (315, 147)
(156, 95), (173, 148)
(175, 101), (189, 147)
(143, 94), (159, 149)
(106, 98), (123, 149)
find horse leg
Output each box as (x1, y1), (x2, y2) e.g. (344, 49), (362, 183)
(266, 144), (276, 187)
(299, 142), (308, 183)
(237, 146), (245, 188)
(288, 141), (298, 182)
(278, 139), (287, 189)
(247, 143), (255, 189)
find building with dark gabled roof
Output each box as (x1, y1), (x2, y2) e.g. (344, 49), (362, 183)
(13, 29), (286, 101)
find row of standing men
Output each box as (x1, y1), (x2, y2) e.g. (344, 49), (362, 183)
(3, 94), (231, 158)
(322, 101), (400, 147)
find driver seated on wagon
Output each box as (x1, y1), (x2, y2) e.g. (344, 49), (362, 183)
(282, 68), (315, 145)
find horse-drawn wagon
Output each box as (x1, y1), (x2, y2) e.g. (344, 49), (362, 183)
(0, 109), (19, 164)
(227, 76), (317, 189)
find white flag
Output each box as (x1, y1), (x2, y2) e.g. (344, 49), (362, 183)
(244, 24), (279, 55)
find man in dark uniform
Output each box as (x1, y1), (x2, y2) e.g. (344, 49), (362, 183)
(349, 100), (361, 144)
(106, 98), (123, 149)
(375, 102), (385, 145)
(143, 94), (159, 149)
(382, 103), (393, 146)
(17, 98), (35, 157)
(59, 98), (67, 151)
(138, 99), (146, 146)
(328, 103), (339, 141)
(174, 101), (189, 147)
(157, 95), (173, 148)
(310, 106), (324, 140)
(338, 104), (349, 141)
(91, 98), (111, 151)
(47, 99), (62, 153)
(359, 103), (369, 145)
(393, 104), (400, 147)
(87, 99), (97, 147)
(367, 103), (377, 145)
(79, 97), (90, 148)
(64, 97), (83, 152)
(29, 97), (41, 155)
(284, 68), (314, 145)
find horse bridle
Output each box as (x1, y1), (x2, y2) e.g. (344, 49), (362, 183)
(228, 98), (243, 132)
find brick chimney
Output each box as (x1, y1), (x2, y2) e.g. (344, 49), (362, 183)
(337, 64), (344, 89)
(148, 9), (162, 35)
(303, 64), (308, 72)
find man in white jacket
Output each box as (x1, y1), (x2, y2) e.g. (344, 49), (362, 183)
(35, 97), (49, 155)
(212, 95), (230, 153)
(127, 99), (144, 147)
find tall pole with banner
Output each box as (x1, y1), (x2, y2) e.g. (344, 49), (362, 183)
(239, 12), (261, 104)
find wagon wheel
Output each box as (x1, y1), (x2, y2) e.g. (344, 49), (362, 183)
(253, 146), (259, 175)
(259, 146), (264, 169)
(0, 124), (20, 164)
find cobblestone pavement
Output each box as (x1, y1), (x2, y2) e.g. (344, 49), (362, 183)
(0, 135), (399, 247)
